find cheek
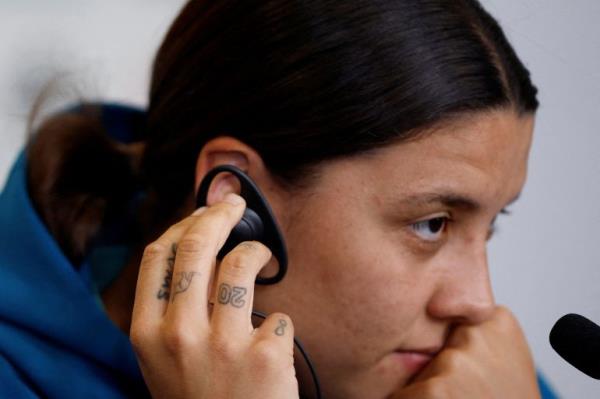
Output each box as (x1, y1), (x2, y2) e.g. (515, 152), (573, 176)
(296, 202), (432, 361)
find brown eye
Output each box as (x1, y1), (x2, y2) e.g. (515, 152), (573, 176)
(411, 217), (447, 242)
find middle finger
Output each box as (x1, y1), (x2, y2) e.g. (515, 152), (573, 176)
(165, 193), (246, 329)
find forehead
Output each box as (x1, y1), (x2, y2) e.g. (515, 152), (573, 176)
(319, 109), (535, 210)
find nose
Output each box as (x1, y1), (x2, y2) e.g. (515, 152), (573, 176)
(426, 240), (495, 325)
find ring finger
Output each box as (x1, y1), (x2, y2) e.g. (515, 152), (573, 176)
(212, 241), (272, 339)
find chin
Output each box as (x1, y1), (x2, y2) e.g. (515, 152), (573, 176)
(313, 359), (417, 399)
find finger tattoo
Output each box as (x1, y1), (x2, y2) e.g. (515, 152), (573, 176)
(274, 319), (287, 336)
(156, 243), (177, 301)
(171, 271), (201, 302)
(217, 283), (247, 308)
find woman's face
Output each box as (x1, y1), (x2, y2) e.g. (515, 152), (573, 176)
(253, 109), (535, 399)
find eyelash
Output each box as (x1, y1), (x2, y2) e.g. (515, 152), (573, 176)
(487, 208), (511, 240)
(410, 215), (450, 243)
(410, 208), (511, 243)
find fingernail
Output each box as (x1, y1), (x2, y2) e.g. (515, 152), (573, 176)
(223, 193), (244, 205)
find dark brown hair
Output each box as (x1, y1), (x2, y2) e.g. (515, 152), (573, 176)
(26, 0), (538, 266)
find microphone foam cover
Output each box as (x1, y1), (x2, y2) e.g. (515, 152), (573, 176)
(550, 313), (600, 379)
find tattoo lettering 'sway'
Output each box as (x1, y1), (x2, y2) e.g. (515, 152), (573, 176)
(171, 271), (201, 302)
(156, 243), (177, 301)
(217, 283), (247, 308)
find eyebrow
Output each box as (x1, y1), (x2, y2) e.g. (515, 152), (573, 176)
(398, 191), (521, 211)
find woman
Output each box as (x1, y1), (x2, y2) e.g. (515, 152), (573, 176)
(0, 0), (558, 398)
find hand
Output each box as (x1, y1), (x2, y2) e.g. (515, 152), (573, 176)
(392, 306), (541, 399)
(130, 193), (299, 399)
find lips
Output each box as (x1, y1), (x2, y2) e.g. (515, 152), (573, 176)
(392, 347), (441, 375)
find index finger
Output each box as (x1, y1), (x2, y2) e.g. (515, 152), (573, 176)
(164, 193), (246, 329)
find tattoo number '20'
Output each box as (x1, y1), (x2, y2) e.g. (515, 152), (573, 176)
(217, 283), (247, 308)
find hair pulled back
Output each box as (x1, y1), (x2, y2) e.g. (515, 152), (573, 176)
(26, 0), (538, 266)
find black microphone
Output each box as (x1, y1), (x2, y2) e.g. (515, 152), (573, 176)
(549, 313), (600, 379)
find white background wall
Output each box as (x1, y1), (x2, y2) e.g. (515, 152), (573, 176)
(1, 1), (598, 398)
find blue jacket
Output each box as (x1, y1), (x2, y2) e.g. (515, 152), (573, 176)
(0, 104), (149, 398)
(0, 103), (558, 398)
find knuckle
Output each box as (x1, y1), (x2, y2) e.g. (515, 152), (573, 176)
(238, 241), (272, 259)
(492, 306), (520, 333)
(161, 324), (200, 356)
(221, 241), (272, 278)
(166, 219), (187, 232)
(129, 324), (152, 353)
(495, 305), (516, 322)
(143, 242), (167, 260)
(251, 340), (283, 369)
(221, 251), (253, 278)
(177, 233), (212, 255)
(209, 335), (240, 363)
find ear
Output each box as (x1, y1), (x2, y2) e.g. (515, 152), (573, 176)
(193, 136), (269, 206)
(195, 136), (290, 284)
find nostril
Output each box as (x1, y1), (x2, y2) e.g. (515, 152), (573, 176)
(426, 274), (495, 325)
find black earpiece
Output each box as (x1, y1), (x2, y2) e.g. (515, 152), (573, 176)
(195, 165), (288, 285)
